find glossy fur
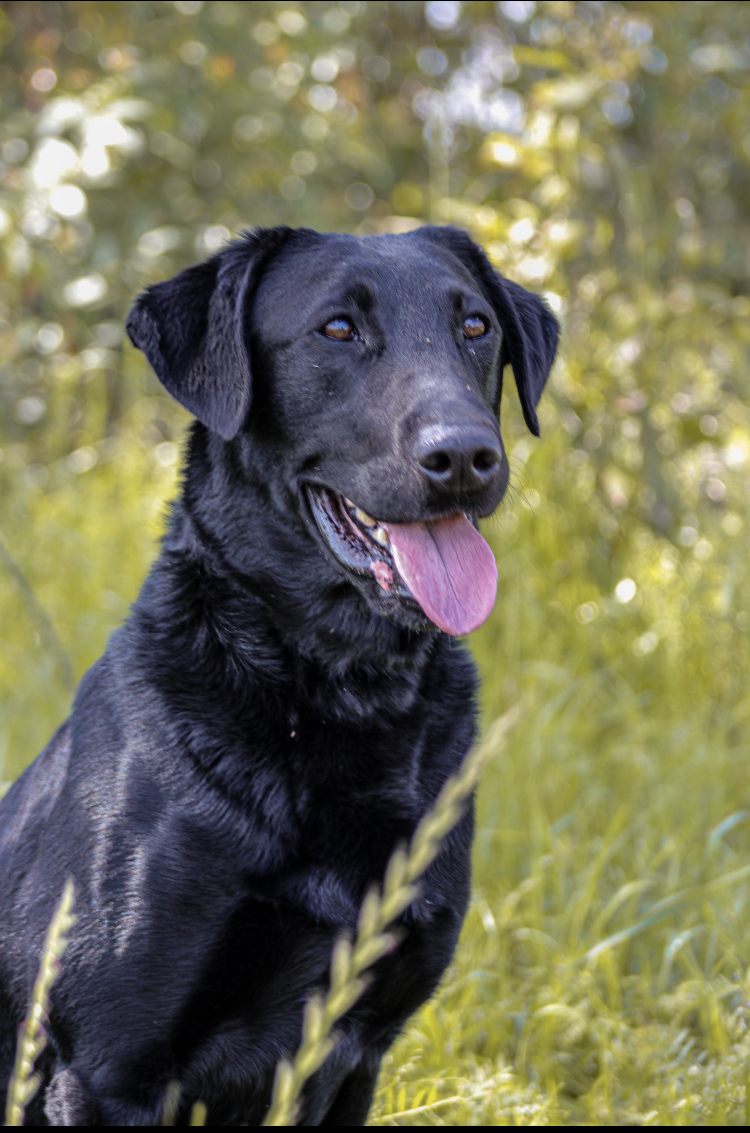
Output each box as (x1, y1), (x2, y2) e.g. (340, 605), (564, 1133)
(0, 226), (558, 1125)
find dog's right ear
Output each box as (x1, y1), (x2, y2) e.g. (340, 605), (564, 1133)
(126, 227), (291, 441)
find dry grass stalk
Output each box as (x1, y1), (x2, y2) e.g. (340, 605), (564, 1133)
(5, 878), (76, 1127)
(158, 1076), (209, 1125)
(189, 1100), (207, 1125)
(262, 706), (521, 1126)
(161, 1079), (182, 1125)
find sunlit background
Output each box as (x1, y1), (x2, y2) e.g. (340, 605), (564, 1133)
(2, 1), (750, 1123)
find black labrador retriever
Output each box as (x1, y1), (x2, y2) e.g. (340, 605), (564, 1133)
(0, 225), (558, 1125)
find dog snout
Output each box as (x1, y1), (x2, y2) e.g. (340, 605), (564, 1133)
(414, 423), (504, 495)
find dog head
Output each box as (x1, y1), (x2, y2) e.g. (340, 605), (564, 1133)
(127, 226), (559, 637)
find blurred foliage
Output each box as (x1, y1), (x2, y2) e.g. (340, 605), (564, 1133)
(2, 0), (750, 1123)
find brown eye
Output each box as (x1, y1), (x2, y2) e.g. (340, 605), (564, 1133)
(323, 318), (355, 341)
(463, 315), (488, 339)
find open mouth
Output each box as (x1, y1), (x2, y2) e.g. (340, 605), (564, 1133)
(307, 486), (498, 637)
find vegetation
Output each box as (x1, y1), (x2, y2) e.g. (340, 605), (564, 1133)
(1, 0), (750, 1123)
(4, 880), (75, 1127)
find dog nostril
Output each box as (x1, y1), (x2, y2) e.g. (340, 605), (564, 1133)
(419, 450), (452, 476)
(415, 428), (502, 488)
(473, 449), (499, 474)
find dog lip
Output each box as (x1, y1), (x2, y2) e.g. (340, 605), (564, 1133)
(305, 484), (473, 542)
(305, 485), (392, 573)
(304, 482), (474, 528)
(305, 485), (420, 604)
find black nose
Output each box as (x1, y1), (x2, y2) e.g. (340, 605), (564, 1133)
(414, 425), (503, 493)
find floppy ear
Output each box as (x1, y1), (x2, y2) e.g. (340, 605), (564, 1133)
(419, 226), (560, 436)
(126, 227), (291, 440)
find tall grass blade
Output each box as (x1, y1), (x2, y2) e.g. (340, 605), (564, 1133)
(585, 863), (750, 961)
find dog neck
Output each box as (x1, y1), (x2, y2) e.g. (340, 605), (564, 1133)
(127, 424), (443, 730)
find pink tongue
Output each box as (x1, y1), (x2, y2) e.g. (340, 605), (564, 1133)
(383, 515), (498, 636)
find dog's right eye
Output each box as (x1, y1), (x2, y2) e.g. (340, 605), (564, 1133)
(323, 318), (356, 341)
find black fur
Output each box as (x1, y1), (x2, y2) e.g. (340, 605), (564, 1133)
(0, 226), (558, 1125)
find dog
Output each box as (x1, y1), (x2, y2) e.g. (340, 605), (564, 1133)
(0, 225), (558, 1125)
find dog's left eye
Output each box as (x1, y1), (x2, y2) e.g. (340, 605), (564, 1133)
(323, 318), (356, 341)
(462, 316), (488, 339)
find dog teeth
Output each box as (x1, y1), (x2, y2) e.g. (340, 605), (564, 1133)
(343, 494), (382, 536)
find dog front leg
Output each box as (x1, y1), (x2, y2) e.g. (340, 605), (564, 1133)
(318, 1052), (381, 1127)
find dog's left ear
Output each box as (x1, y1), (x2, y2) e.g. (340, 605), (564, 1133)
(419, 226), (560, 436)
(126, 227), (291, 440)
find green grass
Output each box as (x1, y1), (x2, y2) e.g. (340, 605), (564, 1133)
(2, 397), (750, 1125)
(371, 685), (750, 1124)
